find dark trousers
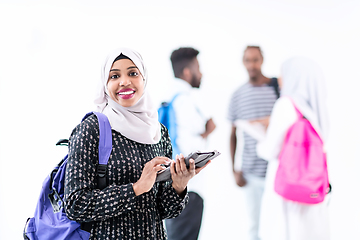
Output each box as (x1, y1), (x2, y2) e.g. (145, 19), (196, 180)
(165, 192), (204, 240)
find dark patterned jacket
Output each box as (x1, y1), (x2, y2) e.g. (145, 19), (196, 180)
(64, 114), (188, 239)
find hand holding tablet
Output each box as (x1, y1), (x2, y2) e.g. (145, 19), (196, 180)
(155, 150), (221, 182)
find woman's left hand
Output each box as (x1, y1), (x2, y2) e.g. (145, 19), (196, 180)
(170, 153), (211, 195)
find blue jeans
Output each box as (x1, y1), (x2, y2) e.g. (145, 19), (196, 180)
(242, 174), (265, 240)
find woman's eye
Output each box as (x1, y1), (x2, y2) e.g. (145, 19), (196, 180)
(110, 74), (119, 79)
(129, 72), (139, 77)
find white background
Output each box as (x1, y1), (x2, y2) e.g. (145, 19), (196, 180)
(0, 0), (359, 239)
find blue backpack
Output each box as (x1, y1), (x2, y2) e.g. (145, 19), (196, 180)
(158, 94), (180, 159)
(23, 112), (112, 240)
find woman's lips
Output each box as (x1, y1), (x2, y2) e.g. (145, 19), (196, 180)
(117, 89), (135, 99)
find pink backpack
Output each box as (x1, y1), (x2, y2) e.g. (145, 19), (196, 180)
(274, 99), (330, 204)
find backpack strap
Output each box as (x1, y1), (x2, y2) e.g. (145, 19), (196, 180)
(169, 93), (181, 157)
(287, 98), (303, 119)
(170, 93), (181, 104)
(80, 112), (112, 233)
(269, 77), (280, 99)
(82, 112), (112, 190)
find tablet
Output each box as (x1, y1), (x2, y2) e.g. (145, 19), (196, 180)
(155, 150), (221, 182)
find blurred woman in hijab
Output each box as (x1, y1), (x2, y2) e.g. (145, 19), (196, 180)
(257, 57), (330, 240)
(64, 48), (208, 239)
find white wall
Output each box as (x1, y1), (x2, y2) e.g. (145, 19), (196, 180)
(0, 0), (359, 239)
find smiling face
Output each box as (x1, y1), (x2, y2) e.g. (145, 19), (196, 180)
(107, 59), (144, 107)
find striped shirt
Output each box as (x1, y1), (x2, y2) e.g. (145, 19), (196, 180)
(228, 81), (278, 177)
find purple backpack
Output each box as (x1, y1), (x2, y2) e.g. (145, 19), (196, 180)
(23, 112), (112, 240)
(274, 100), (330, 204)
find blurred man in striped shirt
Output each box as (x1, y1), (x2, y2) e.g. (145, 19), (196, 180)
(228, 46), (279, 240)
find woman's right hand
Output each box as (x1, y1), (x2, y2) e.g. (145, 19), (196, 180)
(132, 157), (171, 196)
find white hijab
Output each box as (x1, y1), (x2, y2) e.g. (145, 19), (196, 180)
(94, 48), (161, 144)
(281, 56), (329, 142)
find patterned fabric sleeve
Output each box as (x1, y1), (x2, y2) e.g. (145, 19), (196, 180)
(64, 116), (137, 222)
(156, 182), (188, 220)
(156, 125), (189, 220)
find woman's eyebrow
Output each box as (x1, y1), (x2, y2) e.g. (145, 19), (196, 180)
(110, 66), (138, 72)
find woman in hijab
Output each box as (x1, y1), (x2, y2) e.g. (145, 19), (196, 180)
(64, 48), (208, 239)
(256, 57), (330, 240)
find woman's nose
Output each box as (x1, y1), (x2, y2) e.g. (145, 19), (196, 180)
(119, 77), (131, 86)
